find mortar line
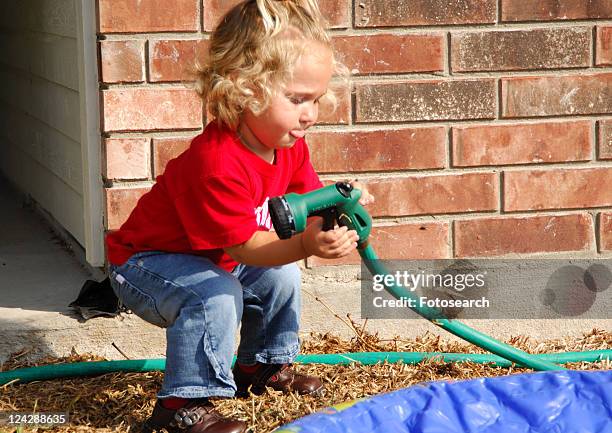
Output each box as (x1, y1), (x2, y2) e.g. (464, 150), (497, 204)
(370, 209), (612, 225)
(594, 120), (600, 160)
(317, 162), (612, 179)
(148, 136), (154, 181)
(198, 0), (204, 36)
(324, 112), (612, 126)
(310, 116), (612, 131)
(450, 219), (456, 258)
(100, 67), (612, 88)
(592, 25), (597, 67)
(447, 125), (453, 169)
(497, 78), (503, 119)
(101, 138), (108, 182)
(445, 31), (452, 76)
(340, 20), (612, 34)
(594, 211), (602, 253)
(351, 67), (612, 80)
(143, 39), (150, 83)
(97, 19), (612, 41)
(499, 170), (505, 214)
(350, 81), (357, 126)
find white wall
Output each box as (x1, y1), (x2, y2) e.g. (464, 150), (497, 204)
(0, 0), (85, 245)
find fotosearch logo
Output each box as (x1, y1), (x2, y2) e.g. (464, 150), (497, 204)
(539, 264), (612, 317)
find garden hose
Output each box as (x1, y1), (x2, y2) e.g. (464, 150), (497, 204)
(1, 349), (610, 385)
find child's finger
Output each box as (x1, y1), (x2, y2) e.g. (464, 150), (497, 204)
(328, 231), (358, 253)
(325, 231), (350, 249)
(337, 229), (357, 244)
(337, 240), (358, 257)
(319, 230), (344, 251)
(327, 240), (352, 257)
(359, 192), (375, 205)
(321, 225), (347, 241)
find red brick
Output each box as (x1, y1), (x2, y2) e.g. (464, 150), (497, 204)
(100, 40), (145, 83)
(366, 173), (498, 217)
(455, 213), (594, 257)
(309, 222), (450, 266)
(203, 0), (349, 31)
(317, 82), (350, 125)
(356, 79), (496, 122)
(333, 34), (443, 75)
(150, 39), (210, 83)
(319, 0), (350, 28)
(99, 0), (199, 33)
(355, 0), (496, 27)
(451, 28), (590, 72)
(102, 88), (203, 132)
(453, 121), (592, 167)
(601, 212), (612, 251)
(152, 138), (192, 177)
(502, 0), (612, 22)
(504, 168), (612, 211)
(502, 73), (612, 118)
(308, 127), (446, 173)
(596, 26), (612, 66)
(105, 186), (151, 230)
(599, 120), (612, 159)
(203, 0), (240, 31)
(104, 138), (150, 180)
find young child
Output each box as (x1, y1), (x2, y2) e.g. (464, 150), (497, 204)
(106, 1), (373, 432)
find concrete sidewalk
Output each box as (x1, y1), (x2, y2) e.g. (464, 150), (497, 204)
(0, 181), (166, 363)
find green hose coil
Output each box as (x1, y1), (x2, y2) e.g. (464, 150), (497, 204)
(1, 350), (609, 386)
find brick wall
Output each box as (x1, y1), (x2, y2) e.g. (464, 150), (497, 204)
(99, 0), (612, 266)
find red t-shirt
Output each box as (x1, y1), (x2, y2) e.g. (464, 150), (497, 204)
(106, 122), (322, 271)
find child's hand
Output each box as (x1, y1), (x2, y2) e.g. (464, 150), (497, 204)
(350, 179), (375, 206)
(301, 218), (359, 259)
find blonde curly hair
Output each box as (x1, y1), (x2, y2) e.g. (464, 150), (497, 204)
(195, 0), (346, 130)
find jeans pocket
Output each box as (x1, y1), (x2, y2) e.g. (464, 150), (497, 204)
(111, 272), (168, 328)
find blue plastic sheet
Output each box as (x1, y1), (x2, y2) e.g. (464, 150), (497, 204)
(276, 370), (612, 433)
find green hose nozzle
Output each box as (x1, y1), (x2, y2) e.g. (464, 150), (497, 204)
(269, 182), (371, 244)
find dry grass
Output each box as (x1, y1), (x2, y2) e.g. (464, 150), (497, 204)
(0, 328), (610, 433)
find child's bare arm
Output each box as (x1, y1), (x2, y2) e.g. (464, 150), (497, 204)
(224, 231), (305, 266)
(224, 218), (358, 267)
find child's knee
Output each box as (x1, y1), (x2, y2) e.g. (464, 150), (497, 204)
(265, 264), (301, 303)
(169, 276), (244, 326)
(273, 263), (301, 288)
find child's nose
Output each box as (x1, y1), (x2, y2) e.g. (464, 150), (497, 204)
(300, 101), (318, 126)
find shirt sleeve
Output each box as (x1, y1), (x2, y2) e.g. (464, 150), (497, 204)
(173, 175), (258, 250)
(286, 138), (323, 194)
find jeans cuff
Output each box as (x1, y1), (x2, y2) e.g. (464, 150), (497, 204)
(157, 386), (236, 399)
(237, 343), (300, 365)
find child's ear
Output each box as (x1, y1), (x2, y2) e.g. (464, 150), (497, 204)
(317, 94), (334, 117)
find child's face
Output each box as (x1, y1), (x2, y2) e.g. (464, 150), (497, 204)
(238, 41), (333, 160)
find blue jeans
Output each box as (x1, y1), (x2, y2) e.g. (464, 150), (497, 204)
(108, 251), (301, 399)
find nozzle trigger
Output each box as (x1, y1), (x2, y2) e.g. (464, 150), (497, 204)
(319, 208), (337, 231)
